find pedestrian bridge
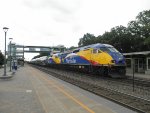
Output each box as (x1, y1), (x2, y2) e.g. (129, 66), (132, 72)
(8, 43), (66, 60)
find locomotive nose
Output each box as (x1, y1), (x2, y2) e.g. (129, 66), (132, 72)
(110, 52), (125, 64)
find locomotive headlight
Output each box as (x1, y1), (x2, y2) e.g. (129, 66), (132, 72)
(111, 60), (115, 63)
(119, 57), (123, 60)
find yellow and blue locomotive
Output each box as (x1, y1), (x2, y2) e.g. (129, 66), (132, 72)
(31, 43), (126, 77)
(63, 43), (126, 77)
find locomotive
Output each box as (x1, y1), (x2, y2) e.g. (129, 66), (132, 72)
(30, 43), (126, 77)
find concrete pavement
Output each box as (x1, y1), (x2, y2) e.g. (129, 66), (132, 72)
(0, 65), (137, 113)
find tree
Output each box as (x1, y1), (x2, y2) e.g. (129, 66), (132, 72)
(128, 10), (150, 51)
(109, 26), (133, 52)
(0, 51), (4, 65)
(97, 31), (113, 45)
(136, 10), (150, 50)
(78, 33), (97, 47)
(68, 46), (77, 50)
(77, 10), (150, 52)
(98, 26), (133, 53)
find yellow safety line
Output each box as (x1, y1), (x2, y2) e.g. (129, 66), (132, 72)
(32, 69), (95, 113)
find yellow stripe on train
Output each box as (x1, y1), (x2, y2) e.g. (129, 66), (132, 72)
(77, 48), (115, 65)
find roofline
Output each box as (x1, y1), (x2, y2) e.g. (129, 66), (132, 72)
(123, 51), (150, 55)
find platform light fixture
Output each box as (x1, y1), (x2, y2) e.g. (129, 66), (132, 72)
(3, 27), (9, 76)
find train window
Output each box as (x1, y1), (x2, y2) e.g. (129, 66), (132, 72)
(98, 50), (101, 53)
(73, 49), (79, 53)
(100, 47), (118, 53)
(93, 49), (99, 54)
(99, 47), (109, 52)
(83, 49), (89, 51)
(83, 47), (90, 50)
(108, 47), (119, 52)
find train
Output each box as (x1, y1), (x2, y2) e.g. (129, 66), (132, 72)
(30, 43), (126, 78)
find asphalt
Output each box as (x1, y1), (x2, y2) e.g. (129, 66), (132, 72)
(0, 65), (137, 113)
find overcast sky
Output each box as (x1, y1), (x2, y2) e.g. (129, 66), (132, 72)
(0, 0), (150, 60)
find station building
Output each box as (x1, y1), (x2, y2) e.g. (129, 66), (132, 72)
(123, 51), (150, 75)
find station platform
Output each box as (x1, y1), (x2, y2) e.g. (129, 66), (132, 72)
(0, 65), (136, 113)
(127, 72), (150, 80)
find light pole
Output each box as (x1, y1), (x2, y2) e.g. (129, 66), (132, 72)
(3, 27), (9, 76)
(9, 38), (13, 72)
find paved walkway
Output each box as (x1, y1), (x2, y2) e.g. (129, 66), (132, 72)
(0, 66), (45, 113)
(0, 65), (136, 113)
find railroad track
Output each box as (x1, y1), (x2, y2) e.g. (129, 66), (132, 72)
(95, 75), (150, 90)
(30, 64), (150, 113)
(127, 76), (150, 87)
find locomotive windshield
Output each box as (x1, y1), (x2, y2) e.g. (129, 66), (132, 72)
(99, 47), (119, 53)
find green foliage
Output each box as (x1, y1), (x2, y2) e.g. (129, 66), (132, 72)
(68, 46), (77, 50)
(78, 10), (150, 53)
(144, 37), (150, 49)
(127, 10), (150, 51)
(78, 33), (97, 47)
(0, 51), (4, 65)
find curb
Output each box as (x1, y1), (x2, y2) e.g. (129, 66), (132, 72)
(0, 74), (14, 79)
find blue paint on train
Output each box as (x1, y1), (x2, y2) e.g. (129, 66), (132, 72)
(64, 55), (90, 65)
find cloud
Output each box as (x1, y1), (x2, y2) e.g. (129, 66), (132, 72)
(23, 0), (81, 14)
(23, 0), (82, 25)
(1, 0), (150, 57)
